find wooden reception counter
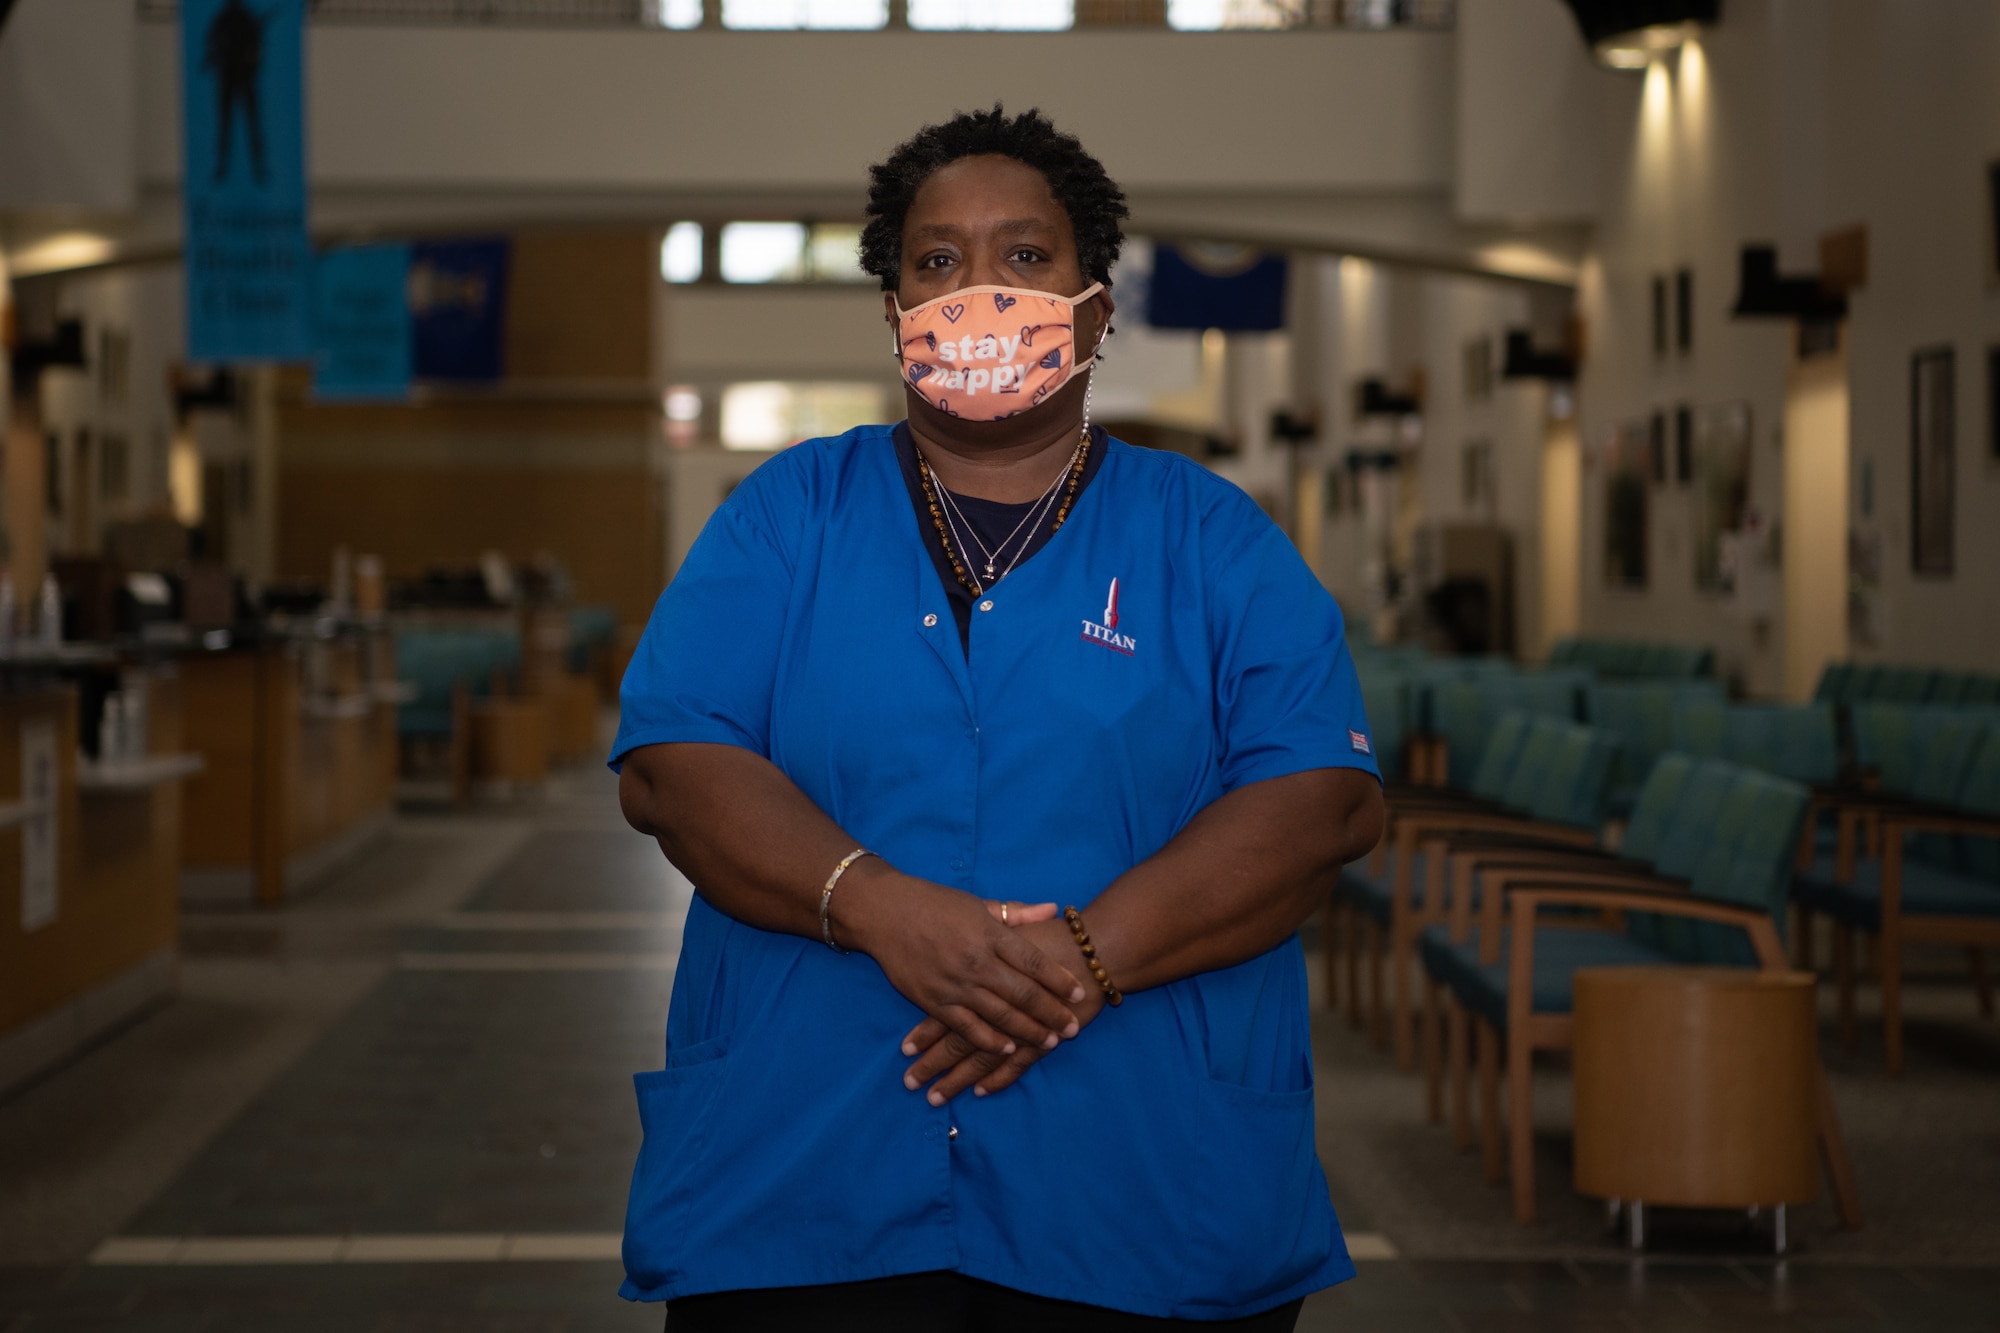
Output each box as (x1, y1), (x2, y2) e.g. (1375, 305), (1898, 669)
(0, 666), (199, 1096)
(178, 625), (399, 905)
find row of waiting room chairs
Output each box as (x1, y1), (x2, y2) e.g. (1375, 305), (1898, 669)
(1330, 647), (2000, 1226)
(1546, 636), (1715, 681)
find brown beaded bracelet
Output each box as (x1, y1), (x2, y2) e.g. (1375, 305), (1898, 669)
(1062, 906), (1123, 1007)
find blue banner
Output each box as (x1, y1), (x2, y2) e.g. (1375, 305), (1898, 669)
(181, 0), (311, 362)
(313, 244), (412, 401)
(1147, 243), (1288, 332)
(410, 238), (510, 382)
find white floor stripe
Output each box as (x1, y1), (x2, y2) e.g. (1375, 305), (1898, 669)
(396, 952), (675, 972)
(90, 1233), (625, 1266)
(89, 1231), (1393, 1267)
(432, 912), (682, 932)
(1345, 1232), (1400, 1260)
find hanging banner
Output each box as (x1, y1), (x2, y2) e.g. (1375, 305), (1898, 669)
(312, 243), (412, 401)
(1147, 242), (1288, 332)
(410, 238), (510, 382)
(181, 0), (312, 362)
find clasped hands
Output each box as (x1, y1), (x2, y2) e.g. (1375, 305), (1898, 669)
(831, 866), (1106, 1106)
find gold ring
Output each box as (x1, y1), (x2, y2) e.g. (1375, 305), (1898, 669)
(1001, 902), (1010, 925)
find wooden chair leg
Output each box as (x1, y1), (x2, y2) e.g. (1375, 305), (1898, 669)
(1422, 975), (1444, 1124)
(1345, 906), (1365, 1030)
(1882, 925), (1904, 1077)
(1448, 999), (1472, 1151)
(1392, 917), (1416, 1070)
(1815, 1062), (1864, 1229)
(1477, 1019), (1504, 1184)
(1969, 947), (1996, 1019)
(1508, 1029), (1536, 1223)
(1368, 920), (1388, 1052)
(1834, 924), (1857, 1052)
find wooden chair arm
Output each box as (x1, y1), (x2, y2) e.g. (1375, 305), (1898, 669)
(1475, 866), (1685, 956)
(1881, 810), (2000, 841)
(1506, 885), (1788, 970)
(1399, 811), (1597, 845)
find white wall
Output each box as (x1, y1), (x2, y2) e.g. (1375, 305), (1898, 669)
(133, 25), (1453, 195)
(1824, 0), (2000, 673)
(1453, 0), (1612, 225)
(1572, 0), (2000, 689)
(0, 0), (135, 213)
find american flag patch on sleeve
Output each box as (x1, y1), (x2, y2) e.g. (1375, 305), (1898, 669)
(1349, 730), (1371, 755)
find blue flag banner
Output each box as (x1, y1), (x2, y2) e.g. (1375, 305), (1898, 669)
(1147, 243), (1288, 332)
(313, 244), (412, 401)
(410, 238), (510, 382)
(180, 0), (312, 362)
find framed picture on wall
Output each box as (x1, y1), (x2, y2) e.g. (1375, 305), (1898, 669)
(1693, 401), (1752, 591)
(1911, 345), (1955, 577)
(1604, 420), (1650, 588)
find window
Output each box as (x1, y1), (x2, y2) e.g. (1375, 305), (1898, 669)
(649, 0), (703, 26)
(721, 0), (885, 27)
(720, 382), (891, 450)
(1674, 267), (1692, 353)
(910, 0), (1072, 28)
(717, 222), (871, 283)
(664, 386), (703, 446)
(720, 223), (807, 283)
(805, 224), (870, 282)
(1169, 0), (1452, 29)
(661, 222), (703, 283)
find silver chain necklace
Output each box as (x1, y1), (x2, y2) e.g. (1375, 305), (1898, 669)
(916, 374), (1096, 596)
(932, 435), (1082, 585)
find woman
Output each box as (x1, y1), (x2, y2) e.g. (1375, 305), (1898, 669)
(615, 106), (1384, 1331)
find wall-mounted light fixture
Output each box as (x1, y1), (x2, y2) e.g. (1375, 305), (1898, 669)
(1561, 0), (1719, 70)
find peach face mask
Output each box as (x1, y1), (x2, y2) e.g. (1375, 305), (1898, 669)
(894, 283), (1104, 421)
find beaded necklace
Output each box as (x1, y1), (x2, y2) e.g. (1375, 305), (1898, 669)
(915, 425), (1091, 599)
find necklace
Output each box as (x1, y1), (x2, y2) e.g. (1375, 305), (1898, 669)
(932, 437), (1079, 583)
(916, 425), (1092, 598)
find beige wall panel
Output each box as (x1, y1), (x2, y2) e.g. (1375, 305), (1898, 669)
(278, 465), (662, 625)
(507, 228), (655, 383)
(664, 286), (904, 382)
(136, 26), (1453, 195)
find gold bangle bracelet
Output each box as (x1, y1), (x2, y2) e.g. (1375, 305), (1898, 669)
(820, 848), (874, 954)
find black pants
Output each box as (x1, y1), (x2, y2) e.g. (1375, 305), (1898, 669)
(666, 1271), (1304, 1332)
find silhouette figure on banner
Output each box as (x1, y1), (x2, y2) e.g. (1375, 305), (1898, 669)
(204, 0), (272, 184)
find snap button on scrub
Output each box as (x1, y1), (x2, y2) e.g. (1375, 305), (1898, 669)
(948, 1126), (959, 1141)
(979, 600), (994, 612)
(923, 613), (938, 627)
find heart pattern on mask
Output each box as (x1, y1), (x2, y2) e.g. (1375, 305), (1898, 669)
(1020, 324), (1036, 347)
(993, 293), (1017, 313)
(941, 303), (966, 324)
(908, 364), (932, 384)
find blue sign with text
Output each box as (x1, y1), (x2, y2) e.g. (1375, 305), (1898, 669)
(410, 238), (510, 382)
(313, 244), (412, 401)
(181, 0), (311, 362)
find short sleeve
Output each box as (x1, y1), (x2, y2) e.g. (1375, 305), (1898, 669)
(608, 481), (795, 771)
(1207, 499), (1380, 794)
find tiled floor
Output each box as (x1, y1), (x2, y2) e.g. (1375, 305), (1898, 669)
(3, 761), (1998, 1331)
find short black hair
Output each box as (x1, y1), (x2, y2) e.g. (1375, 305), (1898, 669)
(860, 105), (1129, 294)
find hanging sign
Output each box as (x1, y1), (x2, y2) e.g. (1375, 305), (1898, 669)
(410, 238), (511, 382)
(180, 0), (312, 361)
(312, 243), (413, 401)
(1147, 242), (1288, 332)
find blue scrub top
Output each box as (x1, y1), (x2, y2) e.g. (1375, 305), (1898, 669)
(611, 425), (1379, 1320)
